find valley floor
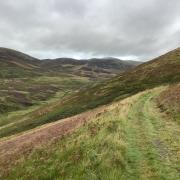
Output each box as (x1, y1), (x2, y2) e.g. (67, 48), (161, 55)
(0, 87), (179, 179)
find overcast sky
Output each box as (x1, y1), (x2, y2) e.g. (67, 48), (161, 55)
(0, 0), (180, 61)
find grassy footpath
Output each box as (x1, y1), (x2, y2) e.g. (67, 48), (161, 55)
(1, 87), (179, 179)
(124, 90), (179, 179)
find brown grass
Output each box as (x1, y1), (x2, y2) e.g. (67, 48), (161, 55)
(157, 84), (180, 121)
(0, 105), (107, 170)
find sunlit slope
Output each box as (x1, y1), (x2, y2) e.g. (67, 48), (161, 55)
(1, 86), (179, 179)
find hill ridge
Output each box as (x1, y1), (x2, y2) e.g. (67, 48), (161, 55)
(0, 47), (140, 78)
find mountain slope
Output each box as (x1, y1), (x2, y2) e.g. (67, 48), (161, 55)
(0, 86), (179, 179)
(0, 47), (41, 78)
(0, 48), (179, 138)
(0, 48), (139, 115)
(0, 50), (90, 115)
(0, 47), (39, 67)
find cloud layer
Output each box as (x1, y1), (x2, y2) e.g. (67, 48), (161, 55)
(0, 0), (180, 60)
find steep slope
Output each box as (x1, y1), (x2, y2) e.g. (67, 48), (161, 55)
(0, 86), (179, 179)
(0, 48), (179, 138)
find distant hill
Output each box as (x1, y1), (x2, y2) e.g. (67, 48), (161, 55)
(0, 47), (39, 67)
(0, 48), (41, 78)
(0, 47), (140, 79)
(40, 57), (141, 79)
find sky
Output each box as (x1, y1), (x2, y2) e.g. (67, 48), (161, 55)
(0, 0), (180, 61)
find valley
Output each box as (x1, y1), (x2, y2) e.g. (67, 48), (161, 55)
(1, 1), (180, 179)
(0, 47), (179, 179)
(0, 48), (139, 138)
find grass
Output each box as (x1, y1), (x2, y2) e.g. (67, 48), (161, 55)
(1, 87), (179, 179)
(0, 48), (179, 138)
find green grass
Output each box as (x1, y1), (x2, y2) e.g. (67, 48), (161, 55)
(1, 87), (179, 179)
(124, 90), (179, 179)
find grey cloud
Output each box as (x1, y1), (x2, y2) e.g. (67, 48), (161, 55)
(0, 0), (180, 61)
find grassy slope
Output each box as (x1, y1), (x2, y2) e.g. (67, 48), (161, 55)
(1, 87), (179, 179)
(0, 48), (179, 138)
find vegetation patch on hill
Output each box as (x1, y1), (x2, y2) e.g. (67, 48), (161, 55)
(157, 84), (180, 122)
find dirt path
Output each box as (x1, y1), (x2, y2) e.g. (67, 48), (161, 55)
(0, 105), (106, 167)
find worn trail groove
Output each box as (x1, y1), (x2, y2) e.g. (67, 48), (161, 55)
(123, 89), (179, 179)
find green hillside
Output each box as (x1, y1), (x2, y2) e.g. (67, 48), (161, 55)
(1, 86), (179, 179)
(0, 48), (178, 138)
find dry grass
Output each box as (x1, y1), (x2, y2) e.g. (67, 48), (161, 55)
(0, 104), (107, 171)
(157, 84), (180, 122)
